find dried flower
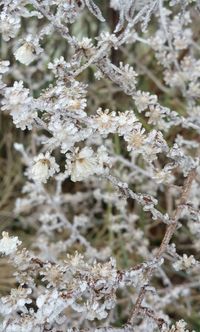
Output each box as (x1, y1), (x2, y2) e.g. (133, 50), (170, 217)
(66, 146), (108, 182)
(14, 42), (36, 65)
(28, 152), (59, 183)
(173, 254), (197, 271)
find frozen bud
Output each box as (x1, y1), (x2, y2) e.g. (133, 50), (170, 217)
(29, 152), (60, 183)
(0, 232), (21, 256)
(14, 42), (36, 65)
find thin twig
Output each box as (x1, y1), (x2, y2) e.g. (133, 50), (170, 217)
(128, 168), (196, 324)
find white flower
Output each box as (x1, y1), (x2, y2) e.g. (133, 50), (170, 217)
(28, 152), (60, 183)
(47, 116), (80, 153)
(0, 287), (32, 315)
(117, 110), (138, 136)
(68, 147), (98, 182)
(97, 32), (118, 48)
(14, 42), (36, 65)
(2, 81), (31, 107)
(0, 12), (21, 41)
(91, 258), (117, 283)
(48, 56), (70, 77)
(40, 263), (66, 288)
(133, 91), (158, 112)
(119, 62), (138, 92)
(66, 146), (110, 182)
(93, 108), (117, 135)
(124, 125), (146, 151)
(78, 37), (94, 55)
(153, 169), (174, 184)
(41, 80), (87, 116)
(1, 81), (37, 130)
(14, 35), (42, 65)
(0, 232), (21, 256)
(169, 319), (193, 332)
(173, 254), (197, 271)
(143, 130), (168, 161)
(65, 251), (85, 272)
(0, 286), (32, 314)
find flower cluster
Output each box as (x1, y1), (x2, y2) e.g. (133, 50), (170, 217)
(0, 0), (200, 331)
(0, 232), (149, 331)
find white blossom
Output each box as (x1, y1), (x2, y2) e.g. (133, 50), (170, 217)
(168, 319), (194, 332)
(92, 108), (117, 135)
(133, 91), (157, 112)
(124, 124), (146, 152)
(14, 42), (36, 65)
(46, 115), (82, 153)
(28, 152), (60, 183)
(1, 81), (37, 129)
(0, 11), (21, 41)
(0, 232), (21, 256)
(153, 169), (174, 184)
(0, 287), (32, 315)
(0, 1), (200, 331)
(66, 147), (107, 182)
(173, 254), (197, 271)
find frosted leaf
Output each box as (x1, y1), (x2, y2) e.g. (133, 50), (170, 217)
(85, 0), (105, 22)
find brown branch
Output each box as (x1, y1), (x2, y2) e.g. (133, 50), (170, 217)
(128, 168), (197, 325)
(105, 174), (170, 225)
